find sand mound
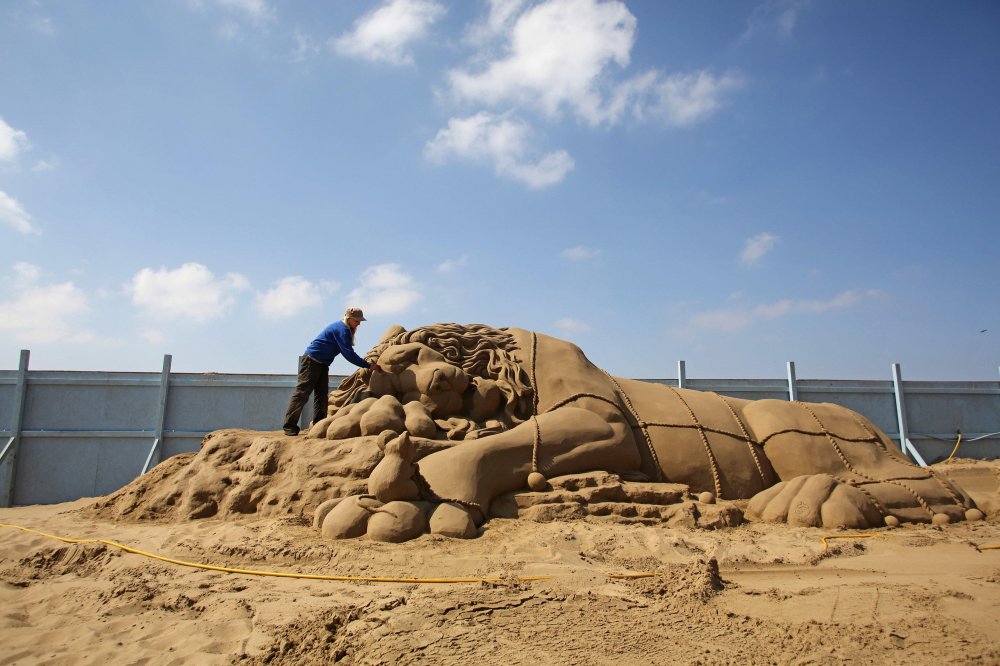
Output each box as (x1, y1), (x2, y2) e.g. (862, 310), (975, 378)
(87, 429), (388, 523)
(7, 412), (998, 664)
(87, 430), (750, 539)
(3, 465), (1000, 664)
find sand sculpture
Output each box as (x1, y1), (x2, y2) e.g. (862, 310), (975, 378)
(94, 323), (982, 542)
(306, 323), (981, 542)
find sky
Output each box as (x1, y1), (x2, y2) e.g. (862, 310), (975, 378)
(1, 0), (998, 381)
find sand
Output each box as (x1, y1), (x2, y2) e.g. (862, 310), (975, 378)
(1, 457), (998, 665)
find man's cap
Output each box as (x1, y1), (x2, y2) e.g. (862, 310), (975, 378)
(345, 307), (366, 321)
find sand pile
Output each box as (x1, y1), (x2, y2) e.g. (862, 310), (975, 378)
(1, 458), (998, 664)
(87, 429), (390, 523)
(85, 428), (745, 538)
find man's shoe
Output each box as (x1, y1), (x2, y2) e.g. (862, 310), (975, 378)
(283, 428), (299, 436)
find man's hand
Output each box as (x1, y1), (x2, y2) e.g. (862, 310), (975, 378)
(371, 362), (382, 372)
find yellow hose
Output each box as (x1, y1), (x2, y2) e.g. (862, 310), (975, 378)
(5, 522), (993, 585)
(0, 522), (552, 584)
(821, 533), (890, 551)
(945, 432), (963, 462)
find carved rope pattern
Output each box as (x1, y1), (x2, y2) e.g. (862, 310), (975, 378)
(847, 410), (966, 508)
(800, 403), (933, 518)
(531, 415), (541, 474)
(718, 394), (769, 487)
(602, 371), (664, 483)
(529, 332), (539, 417)
(665, 386), (723, 499)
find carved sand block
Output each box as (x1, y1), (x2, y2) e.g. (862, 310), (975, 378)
(491, 471), (742, 529)
(307, 324), (981, 543)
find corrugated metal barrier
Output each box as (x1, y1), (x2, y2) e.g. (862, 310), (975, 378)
(1, 351), (997, 506)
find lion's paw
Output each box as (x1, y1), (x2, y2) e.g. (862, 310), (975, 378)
(428, 502), (478, 538)
(317, 431), (478, 542)
(318, 497), (475, 542)
(366, 501), (427, 542)
(746, 474), (883, 529)
(322, 395), (437, 440)
(320, 495), (383, 539)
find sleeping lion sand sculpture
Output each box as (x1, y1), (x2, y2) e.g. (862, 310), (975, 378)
(309, 324), (979, 542)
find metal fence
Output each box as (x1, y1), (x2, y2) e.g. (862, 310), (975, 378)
(2, 351), (998, 506)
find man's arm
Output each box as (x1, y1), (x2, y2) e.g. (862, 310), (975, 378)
(332, 326), (372, 369)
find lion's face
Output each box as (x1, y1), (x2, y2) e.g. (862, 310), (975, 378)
(371, 343), (471, 418)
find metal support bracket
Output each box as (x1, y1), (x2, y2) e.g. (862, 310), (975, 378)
(1, 350), (30, 507)
(141, 437), (161, 476)
(892, 362), (927, 467)
(786, 361), (798, 401)
(903, 438), (928, 467)
(0, 437), (14, 465)
(141, 354), (171, 475)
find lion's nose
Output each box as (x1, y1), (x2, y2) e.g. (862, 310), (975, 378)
(431, 370), (446, 392)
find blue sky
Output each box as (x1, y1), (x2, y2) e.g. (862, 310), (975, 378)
(1, 0), (998, 380)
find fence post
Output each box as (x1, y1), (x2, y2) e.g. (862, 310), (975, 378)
(141, 354), (171, 475)
(677, 360), (686, 389)
(891, 362), (927, 467)
(0, 350), (30, 507)
(786, 361), (798, 401)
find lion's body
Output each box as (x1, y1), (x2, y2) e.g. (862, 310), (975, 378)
(320, 323), (977, 531)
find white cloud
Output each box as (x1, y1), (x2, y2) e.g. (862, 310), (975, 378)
(464, 0), (528, 45)
(141, 329), (166, 345)
(429, 0), (741, 187)
(0, 263), (91, 344)
(740, 232), (779, 266)
(554, 317), (591, 333)
(31, 158), (58, 173)
(290, 30), (320, 63)
(256, 276), (338, 319)
(798, 289), (883, 313)
(214, 0), (273, 24)
(332, 0), (446, 66)
(0, 117), (30, 163)
(33, 16), (56, 36)
(560, 245), (600, 261)
(129, 262), (250, 322)
(187, 0), (272, 37)
(687, 289), (884, 332)
(448, 0), (742, 128)
(12, 261), (41, 285)
(449, 0), (636, 124)
(0, 191), (40, 234)
(741, 0), (807, 43)
(218, 20), (241, 40)
(346, 263), (423, 316)
(425, 112), (574, 189)
(436, 255), (469, 273)
(599, 69), (744, 127)
(640, 70), (744, 127)
(688, 308), (754, 333)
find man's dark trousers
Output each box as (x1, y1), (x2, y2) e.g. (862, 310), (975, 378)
(283, 355), (329, 433)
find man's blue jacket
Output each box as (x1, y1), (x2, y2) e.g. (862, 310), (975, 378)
(304, 320), (371, 368)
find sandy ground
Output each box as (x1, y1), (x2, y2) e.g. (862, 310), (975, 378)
(2, 459), (999, 665)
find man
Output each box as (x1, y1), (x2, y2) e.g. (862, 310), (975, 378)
(283, 306), (380, 436)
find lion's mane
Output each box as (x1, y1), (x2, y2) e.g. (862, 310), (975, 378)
(330, 323), (534, 424)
